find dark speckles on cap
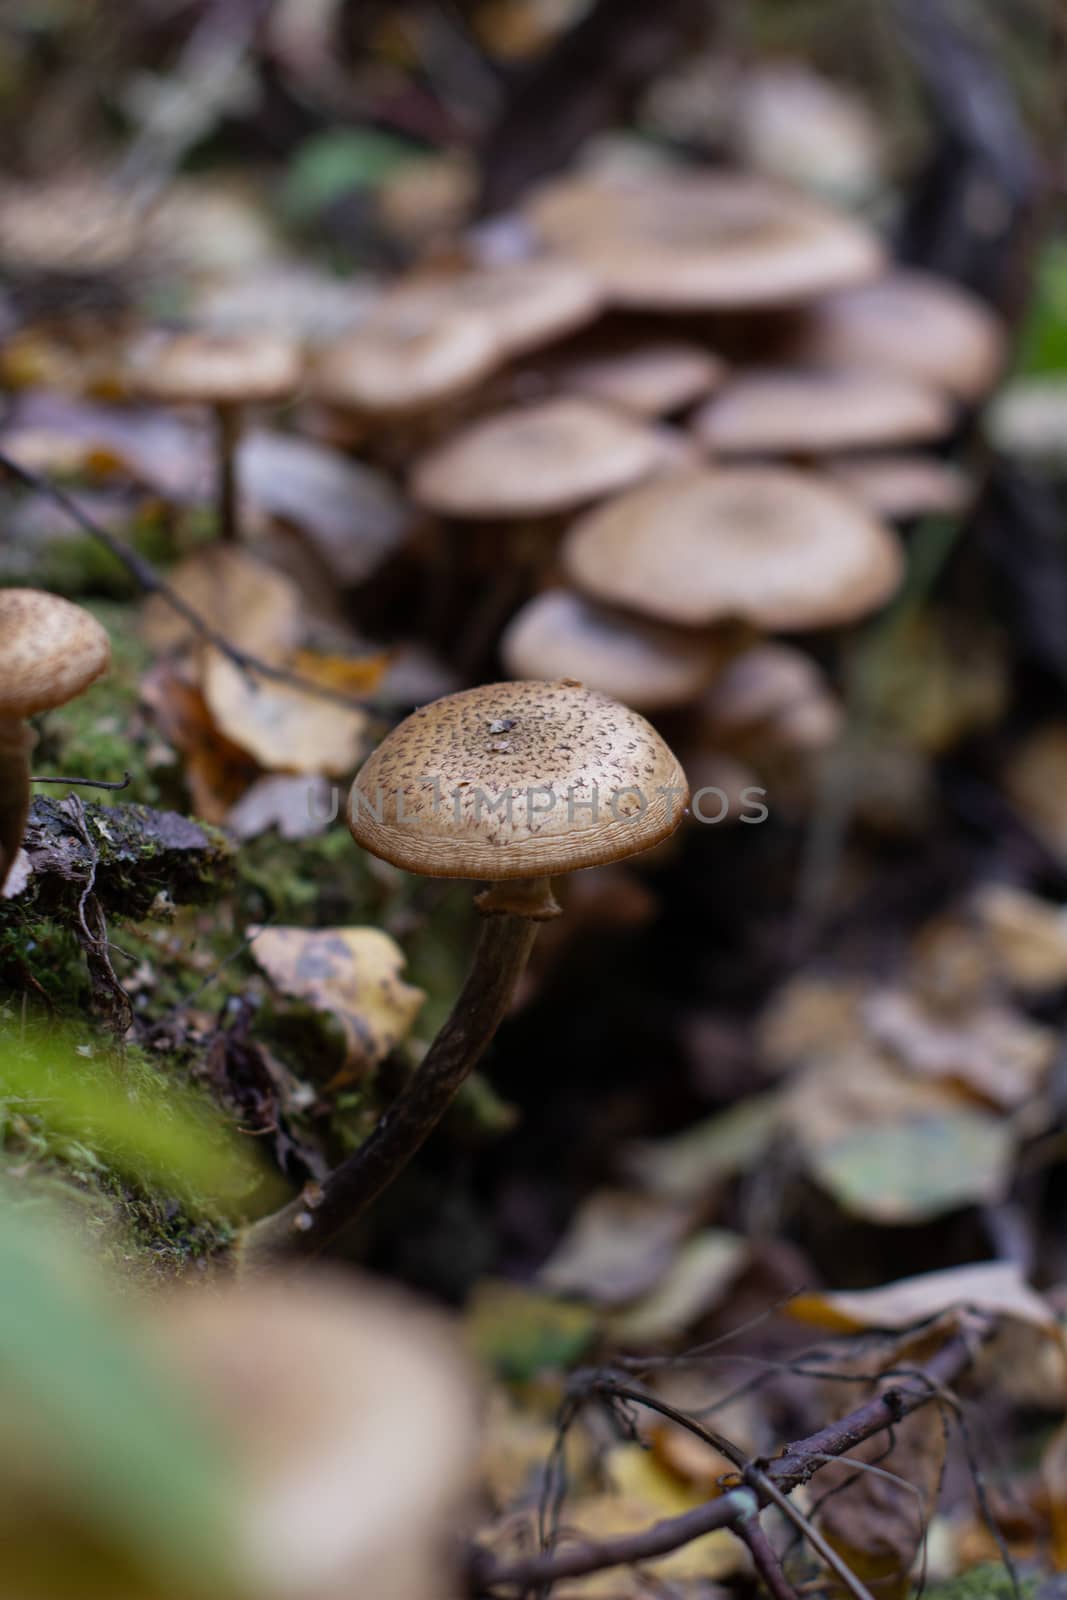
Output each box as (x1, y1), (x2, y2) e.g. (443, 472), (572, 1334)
(347, 680), (688, 881)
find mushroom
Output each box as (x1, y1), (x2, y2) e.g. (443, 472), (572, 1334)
(242, 679), (687, 1259)
(0, 590), (111, 891)
(501, 588), (721, 712)
(691, 367), (954, 458)
(523, 170), (884, 310)
(126, 330), (302, 542)
(410, 396), (678, 519)
(549, 337), (725, 419)
(822, 453), (972, 521)
(384, 258), (603, 362)
(312, 301), (499, 420)
(562, 466), (904, 631)
(784, 268), (1005, 403)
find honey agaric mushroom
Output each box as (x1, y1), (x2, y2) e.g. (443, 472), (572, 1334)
(785, 268), (1005, 403)
(242, 680), (687, 1259)
(126, 330), (301, 542)
(410, 396), (676, 519)
(524, 171), (884, 310)
(501, 588), (720, 712)
(823, 453), (972, 521)
(312, 301), (499, 418)
(385, 258), (603, 361)
(692, 368), (953, 458)
(551, 338), (725, 419)
(0, 590), (110, 891)
(562, 466), (903, 631)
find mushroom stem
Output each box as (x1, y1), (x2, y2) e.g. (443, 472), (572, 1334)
(0, 716), (35, 893)
(215, 403), (244, 543)
(241, 881), (555, 1265)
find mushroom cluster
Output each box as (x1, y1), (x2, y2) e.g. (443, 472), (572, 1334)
(112, 147), (1003, 825)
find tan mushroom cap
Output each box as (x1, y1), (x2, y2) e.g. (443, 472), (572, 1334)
(386, 259), (603, 360)
(501, 589), (720, 711)
(0, 589), (111, 717)
(699, 641), (843, 750)
(553, 339), (725, 418)
(824, 453), (971, 520)
(143, 1274), (478, 1600)
(127, 330), (301, 406)
(411, 397), (675, 518)
(563, 466), (903, 630)
(524, 172), (884, 310)
(692, 368), (954, 456)
(348, 679), (689, 880)
(312, 302), (498, 416)
(786, 269), (1005, 402)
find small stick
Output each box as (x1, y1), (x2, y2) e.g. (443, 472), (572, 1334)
(0, 447), (369, 713)
(31, 772), (132, 790)
(734, 1517), (800, 1600)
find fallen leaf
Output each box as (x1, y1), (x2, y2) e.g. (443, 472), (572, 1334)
(3, 389), (211, 500)
(1006, 725), (1067, 864)
(608, 1231), (749, 1348)
(973, 884), (1067, 993)
(538, 1190), (692, 1307)
(289, 647), (389, 697)
(141, 545), (302, 662)
(465, 1280), (597, 1382)
(239, 429), (413, 585)
(226, 774), (336, 840)
(248, 924), (425, 1081)
(623, 1095), (779, 1205)
(202, 650), (370, 777)
(789, 1053), (1014, 1223)
(141, 660), (258, 822)
(789, 1261), (1059, 1335)
(862, 987), (1056, 1110)
(758, 975), (866, 1075)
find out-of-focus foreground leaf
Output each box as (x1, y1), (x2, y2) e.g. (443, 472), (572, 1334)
(0, 1200), (240, 1597)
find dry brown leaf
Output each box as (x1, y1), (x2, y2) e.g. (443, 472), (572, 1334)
(972, 884), (1067, 992)
(140, 659), (259, 822)
(289, 647), (389, 697)
(758, 975), (866, 1075)
(538, 1190), (693, 1307)
(607, 1231), (748, 1348)
(141, 545), (302, 662)
(789, 1261), (1058, 1335)
(202, 649), (370, 777)
(249, 924), (426, 1081)
(862, 987), (1056, 1110)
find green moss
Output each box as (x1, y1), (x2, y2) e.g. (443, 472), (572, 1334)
(920, 1565), (1039, 1600)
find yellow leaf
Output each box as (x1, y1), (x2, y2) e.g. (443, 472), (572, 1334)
(203, 649), (370, 777)
(289, 647), (390, 697)
(249, 925), (425, 1081)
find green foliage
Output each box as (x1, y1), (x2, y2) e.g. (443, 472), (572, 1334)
(0, 1025), (281, 1219)
(0, 1198), (241, 1597)
(1015, 239), (1067, 376)
(281, 128), (423, 223)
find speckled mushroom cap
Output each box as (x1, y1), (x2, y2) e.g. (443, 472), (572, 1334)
(785, 269), (1005, 402)
(524, 172), (884, 310)
(312, 303), (498, 416)
(347, 680), (689, 880)
(410, 397), (674, 518)
(692, 368), (953, 456)
(562, 467), (903, 630)
(823, 453), (971, 520)
(127, 330), (301, 405)
(501, 589), (719, 711)
(385, 259), (603, 360)
(553, 339), (725, 418)
(0, 589), (111, 717)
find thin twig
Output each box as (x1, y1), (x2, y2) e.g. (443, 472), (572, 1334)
(734, 1517), (800, 1600)
(31, 772), (132, 790)
(0, 447), (371, 713)
(469, 1314), (993, 1595)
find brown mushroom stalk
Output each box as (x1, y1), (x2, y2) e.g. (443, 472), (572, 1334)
(215, 401), (244, 544)
(0, 590), (111, 893)
(241, 889), (550, 1263)
(0, 716), (36, 890)
(241, 680), (688, 1265)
